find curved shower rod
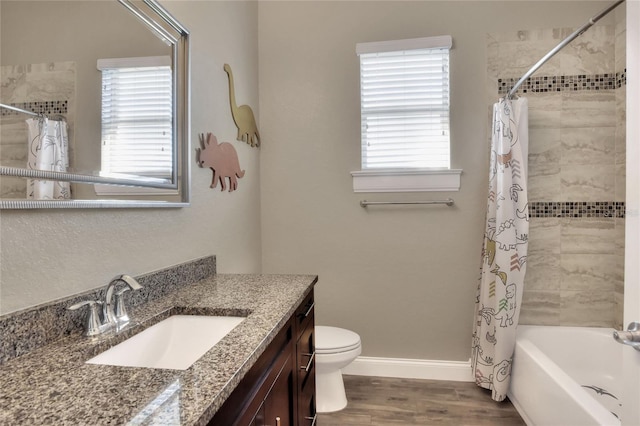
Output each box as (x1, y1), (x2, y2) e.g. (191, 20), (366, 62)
(507, 0), (625, 99)
(0, 102), (41, 118)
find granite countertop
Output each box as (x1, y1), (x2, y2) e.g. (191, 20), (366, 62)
(0, 273), (317, 425)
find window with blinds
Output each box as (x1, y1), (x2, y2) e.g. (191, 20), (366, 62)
(357, 36), (452, 170)
(98, 56), (172, 179)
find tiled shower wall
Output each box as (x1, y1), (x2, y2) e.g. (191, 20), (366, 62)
(486, 11), (626, 328)
(0, 62), (75, 199)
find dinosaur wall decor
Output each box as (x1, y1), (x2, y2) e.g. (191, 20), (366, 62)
(196, 133), (245, 192)
(223, 64), (260, 147)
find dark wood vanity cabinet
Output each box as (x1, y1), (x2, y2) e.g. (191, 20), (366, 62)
(209, 289), (316, 426)
(295, 291), (316, 426)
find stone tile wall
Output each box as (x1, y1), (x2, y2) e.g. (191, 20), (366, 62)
(614, 9), (626, 330)
(0, 62), (75, 198)
(487, 14), (625, 328)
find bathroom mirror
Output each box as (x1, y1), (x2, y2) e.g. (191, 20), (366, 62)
(0, 0), (190, 208)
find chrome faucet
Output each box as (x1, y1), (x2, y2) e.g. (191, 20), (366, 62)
(613, 322), (640, 351)
(67, 274), (143, 336)
(102, 274), (143, 332)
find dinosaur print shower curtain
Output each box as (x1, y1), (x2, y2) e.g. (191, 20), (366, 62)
(472, 97), (529, 402)
(26, 117), (71, 200)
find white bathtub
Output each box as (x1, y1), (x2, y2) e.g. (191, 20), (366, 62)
(508, 325), (622, 426)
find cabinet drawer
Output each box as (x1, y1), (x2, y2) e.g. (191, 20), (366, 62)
(296, 321), (315, 389)
(295, 291), (314, 339)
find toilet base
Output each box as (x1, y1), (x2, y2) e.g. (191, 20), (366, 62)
(316, 368), (348, 413)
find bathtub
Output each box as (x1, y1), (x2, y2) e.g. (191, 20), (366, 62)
(508, 325), (622, 426)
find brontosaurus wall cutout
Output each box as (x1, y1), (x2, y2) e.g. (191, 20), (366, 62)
(196, 133), (245, 192)
(223, 64), (260, 147)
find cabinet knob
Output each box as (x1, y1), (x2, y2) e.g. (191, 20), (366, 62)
(275, 417), (281, 426)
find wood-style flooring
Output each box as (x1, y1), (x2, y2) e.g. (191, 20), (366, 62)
(317, 375), (526, 426)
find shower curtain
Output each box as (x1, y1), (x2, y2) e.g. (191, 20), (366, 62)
(26, 117), (71, 200)
(472, 97), (529, 402)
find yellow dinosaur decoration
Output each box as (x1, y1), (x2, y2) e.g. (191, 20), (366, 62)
(223, 64), (260, 147)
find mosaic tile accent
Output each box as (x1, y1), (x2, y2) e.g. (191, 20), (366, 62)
(529, 201), (625, 218)
(617, 68), (626, 89)
(0, 100), (68, 117)
(498, 70), (627, 95)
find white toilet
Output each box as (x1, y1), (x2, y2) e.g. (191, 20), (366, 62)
(314, 326), (362, 413)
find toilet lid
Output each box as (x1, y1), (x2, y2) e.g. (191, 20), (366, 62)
(315, 326), (361, 353)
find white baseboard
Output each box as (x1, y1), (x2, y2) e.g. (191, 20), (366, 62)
(341, 356), (474, 382)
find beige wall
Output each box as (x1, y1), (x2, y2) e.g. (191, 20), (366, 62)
(1, 0), (623, 364)
(259, 1), (612, 361)
(0, 1), (261, 313)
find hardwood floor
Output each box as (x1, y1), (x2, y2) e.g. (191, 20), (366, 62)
(317, 375), (526, 426)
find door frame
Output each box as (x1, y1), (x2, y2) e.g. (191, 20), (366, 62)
(622, 1), (640, 424)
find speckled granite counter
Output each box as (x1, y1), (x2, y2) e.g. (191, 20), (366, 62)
(0, 272), (317, 425)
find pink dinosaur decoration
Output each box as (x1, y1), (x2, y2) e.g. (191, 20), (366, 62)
(196, 133), (245, 192)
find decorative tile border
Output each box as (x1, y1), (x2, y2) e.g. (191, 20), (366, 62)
(529, 201), (625, 218)
(617, 68), (626, 89)
(0, 100), (68, 117)
(498, 70), (626, 95)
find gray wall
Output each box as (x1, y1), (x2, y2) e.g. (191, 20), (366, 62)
(258, 1), (614, 361)
(0, 1), (262, 313)
(1, 1), (624, 365)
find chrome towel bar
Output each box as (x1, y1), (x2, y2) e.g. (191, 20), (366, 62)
(360, 199), (454, 208)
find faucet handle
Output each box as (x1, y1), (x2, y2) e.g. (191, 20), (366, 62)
(67, 300), (103, 337)
(114, 274), (143, 290)
(116, 287), (131, 297)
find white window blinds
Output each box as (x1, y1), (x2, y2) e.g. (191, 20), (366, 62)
(98, 56), (172, 179)
(357, 36), (452, 170)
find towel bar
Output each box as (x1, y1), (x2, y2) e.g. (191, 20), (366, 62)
(360, 199), (454, 208)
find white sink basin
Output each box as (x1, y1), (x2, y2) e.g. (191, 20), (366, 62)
(86, 315), (245, 370)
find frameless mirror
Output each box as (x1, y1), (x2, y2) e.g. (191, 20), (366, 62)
(0, 0), (190, 208)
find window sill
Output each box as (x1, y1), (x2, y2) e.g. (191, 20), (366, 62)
(94, 184), (178, 196)
(351, 169), (462, 192)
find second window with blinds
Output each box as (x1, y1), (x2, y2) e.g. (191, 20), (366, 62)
(351, 36), (461, 192)
(95, 56), (175, 195)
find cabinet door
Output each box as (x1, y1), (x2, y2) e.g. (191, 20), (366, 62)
(249, 402), (265, 426)
(264, 353), (295, 426)
(298, 365), (316, 426)
(209, 319), (295, 426)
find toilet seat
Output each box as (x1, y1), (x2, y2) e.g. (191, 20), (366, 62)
(315, 326), (361, 354)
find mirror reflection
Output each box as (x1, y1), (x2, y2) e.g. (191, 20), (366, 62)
(0, 0), (189, 206)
